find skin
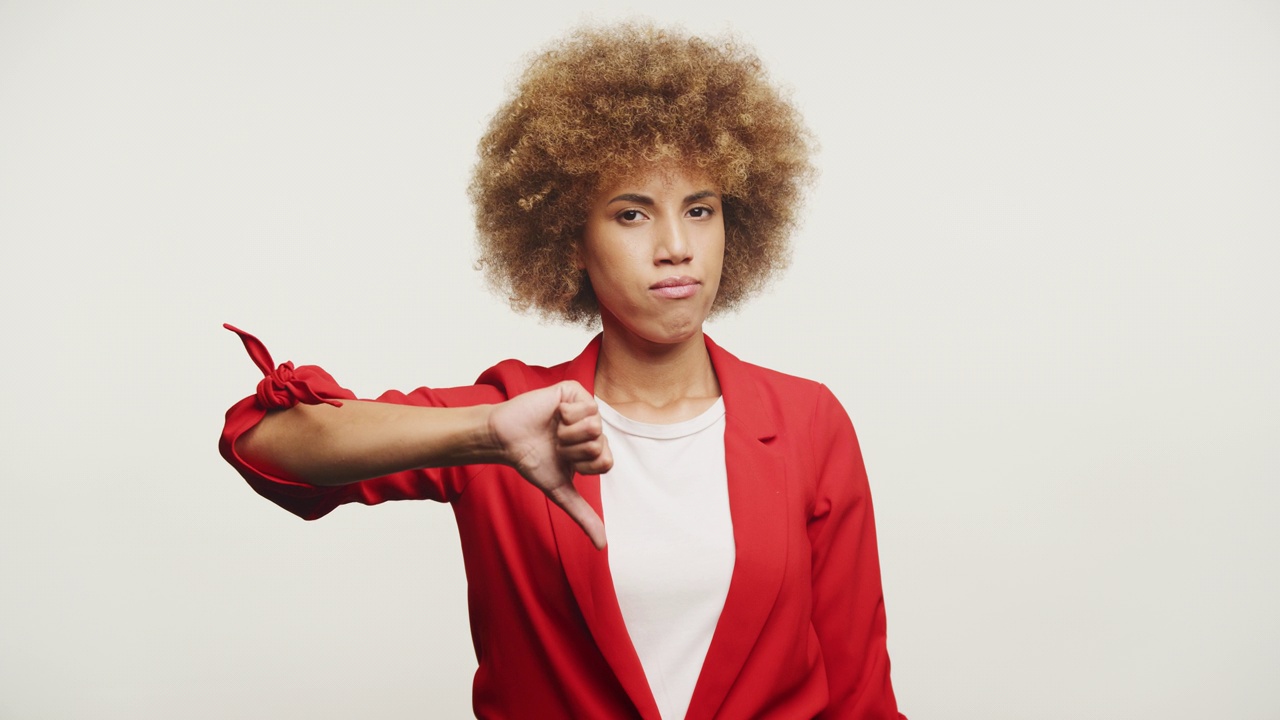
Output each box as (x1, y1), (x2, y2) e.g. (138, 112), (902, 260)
(236, 165), (725, 550)
(583, 166), (725, 424)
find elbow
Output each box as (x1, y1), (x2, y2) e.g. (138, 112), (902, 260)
(235, 404), (347, 486)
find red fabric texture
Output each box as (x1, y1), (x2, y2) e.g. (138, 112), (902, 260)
(219, 327), (907, 719)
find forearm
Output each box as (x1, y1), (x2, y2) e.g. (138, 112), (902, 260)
(236, 400), (503, 487)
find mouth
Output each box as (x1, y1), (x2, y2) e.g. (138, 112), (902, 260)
(650, 276), (700, 299)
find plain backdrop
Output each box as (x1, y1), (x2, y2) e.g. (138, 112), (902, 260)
(1, 1), (1277, 718)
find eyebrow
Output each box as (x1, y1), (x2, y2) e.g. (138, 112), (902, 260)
(606, 190), (720, 205)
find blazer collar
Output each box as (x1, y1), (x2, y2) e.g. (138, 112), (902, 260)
(548, 333), (790, 720)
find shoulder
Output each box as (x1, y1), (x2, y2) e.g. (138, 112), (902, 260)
(753, 361), (850, 430)
(472, 335), (600, 398)
(734, 355), (824, 394)
(472, 356), (575, 397)
(708, 336), (843, 423)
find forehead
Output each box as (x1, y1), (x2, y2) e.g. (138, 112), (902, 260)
(592, 163), (718, 199)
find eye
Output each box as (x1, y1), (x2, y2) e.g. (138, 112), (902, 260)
(616, 209), (647, 224)
(687, 206), (714, 219)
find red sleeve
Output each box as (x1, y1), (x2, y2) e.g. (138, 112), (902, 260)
(808, 386), (907, 719)
(217, 324), (505, 520)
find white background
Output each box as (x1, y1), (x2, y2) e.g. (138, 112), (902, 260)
(1, 1), (1277, 718)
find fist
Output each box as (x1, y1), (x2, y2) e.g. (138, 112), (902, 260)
(487, 381), (612, 549)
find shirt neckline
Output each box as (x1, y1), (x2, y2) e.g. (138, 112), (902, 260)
(595, 396), (725, 440)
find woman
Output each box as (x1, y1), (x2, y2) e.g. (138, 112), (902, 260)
(221, 23), (906, 720)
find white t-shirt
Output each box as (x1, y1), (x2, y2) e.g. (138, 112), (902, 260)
(597, 397), (735, 720)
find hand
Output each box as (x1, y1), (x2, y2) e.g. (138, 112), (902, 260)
(488, 381), (612, 549)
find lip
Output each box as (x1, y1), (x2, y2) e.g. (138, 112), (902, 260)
(650, 276), (700, 299)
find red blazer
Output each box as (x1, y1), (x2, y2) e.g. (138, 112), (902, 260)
(220, 327), (906, 719)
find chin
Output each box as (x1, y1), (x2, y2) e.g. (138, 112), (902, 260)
(601, 302), (710, 347)
(650, 315), (707, 344)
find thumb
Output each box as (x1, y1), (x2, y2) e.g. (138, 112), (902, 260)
(546, 484), (607, 550)
(555, 379), (592, 405)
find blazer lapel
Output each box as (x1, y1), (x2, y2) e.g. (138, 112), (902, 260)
(685, 336), (790, 720)
(547, 335), (662, 720)
(546, 334), (789, 720)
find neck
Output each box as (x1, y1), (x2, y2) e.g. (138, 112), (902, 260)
(594, 316), (720, 411)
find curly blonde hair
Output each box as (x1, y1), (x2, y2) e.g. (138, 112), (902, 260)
(469, 22), (815, 325)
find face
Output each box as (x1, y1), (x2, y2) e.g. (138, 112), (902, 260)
(579, 166), (726, 347)
(583, 167), (732, 348)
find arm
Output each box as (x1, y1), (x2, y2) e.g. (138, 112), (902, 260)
(237, 400), (502, 487)
(220, 325), (611, 548)
(808, 386), (906, 719)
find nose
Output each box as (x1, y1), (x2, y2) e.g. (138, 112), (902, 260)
(655, 216), (692, 265)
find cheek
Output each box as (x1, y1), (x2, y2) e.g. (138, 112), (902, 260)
(706, 235), (726, 281)
(581, 225), (628, 271)
(582, 246), (634, 305)
(590, 238), (646, 278)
